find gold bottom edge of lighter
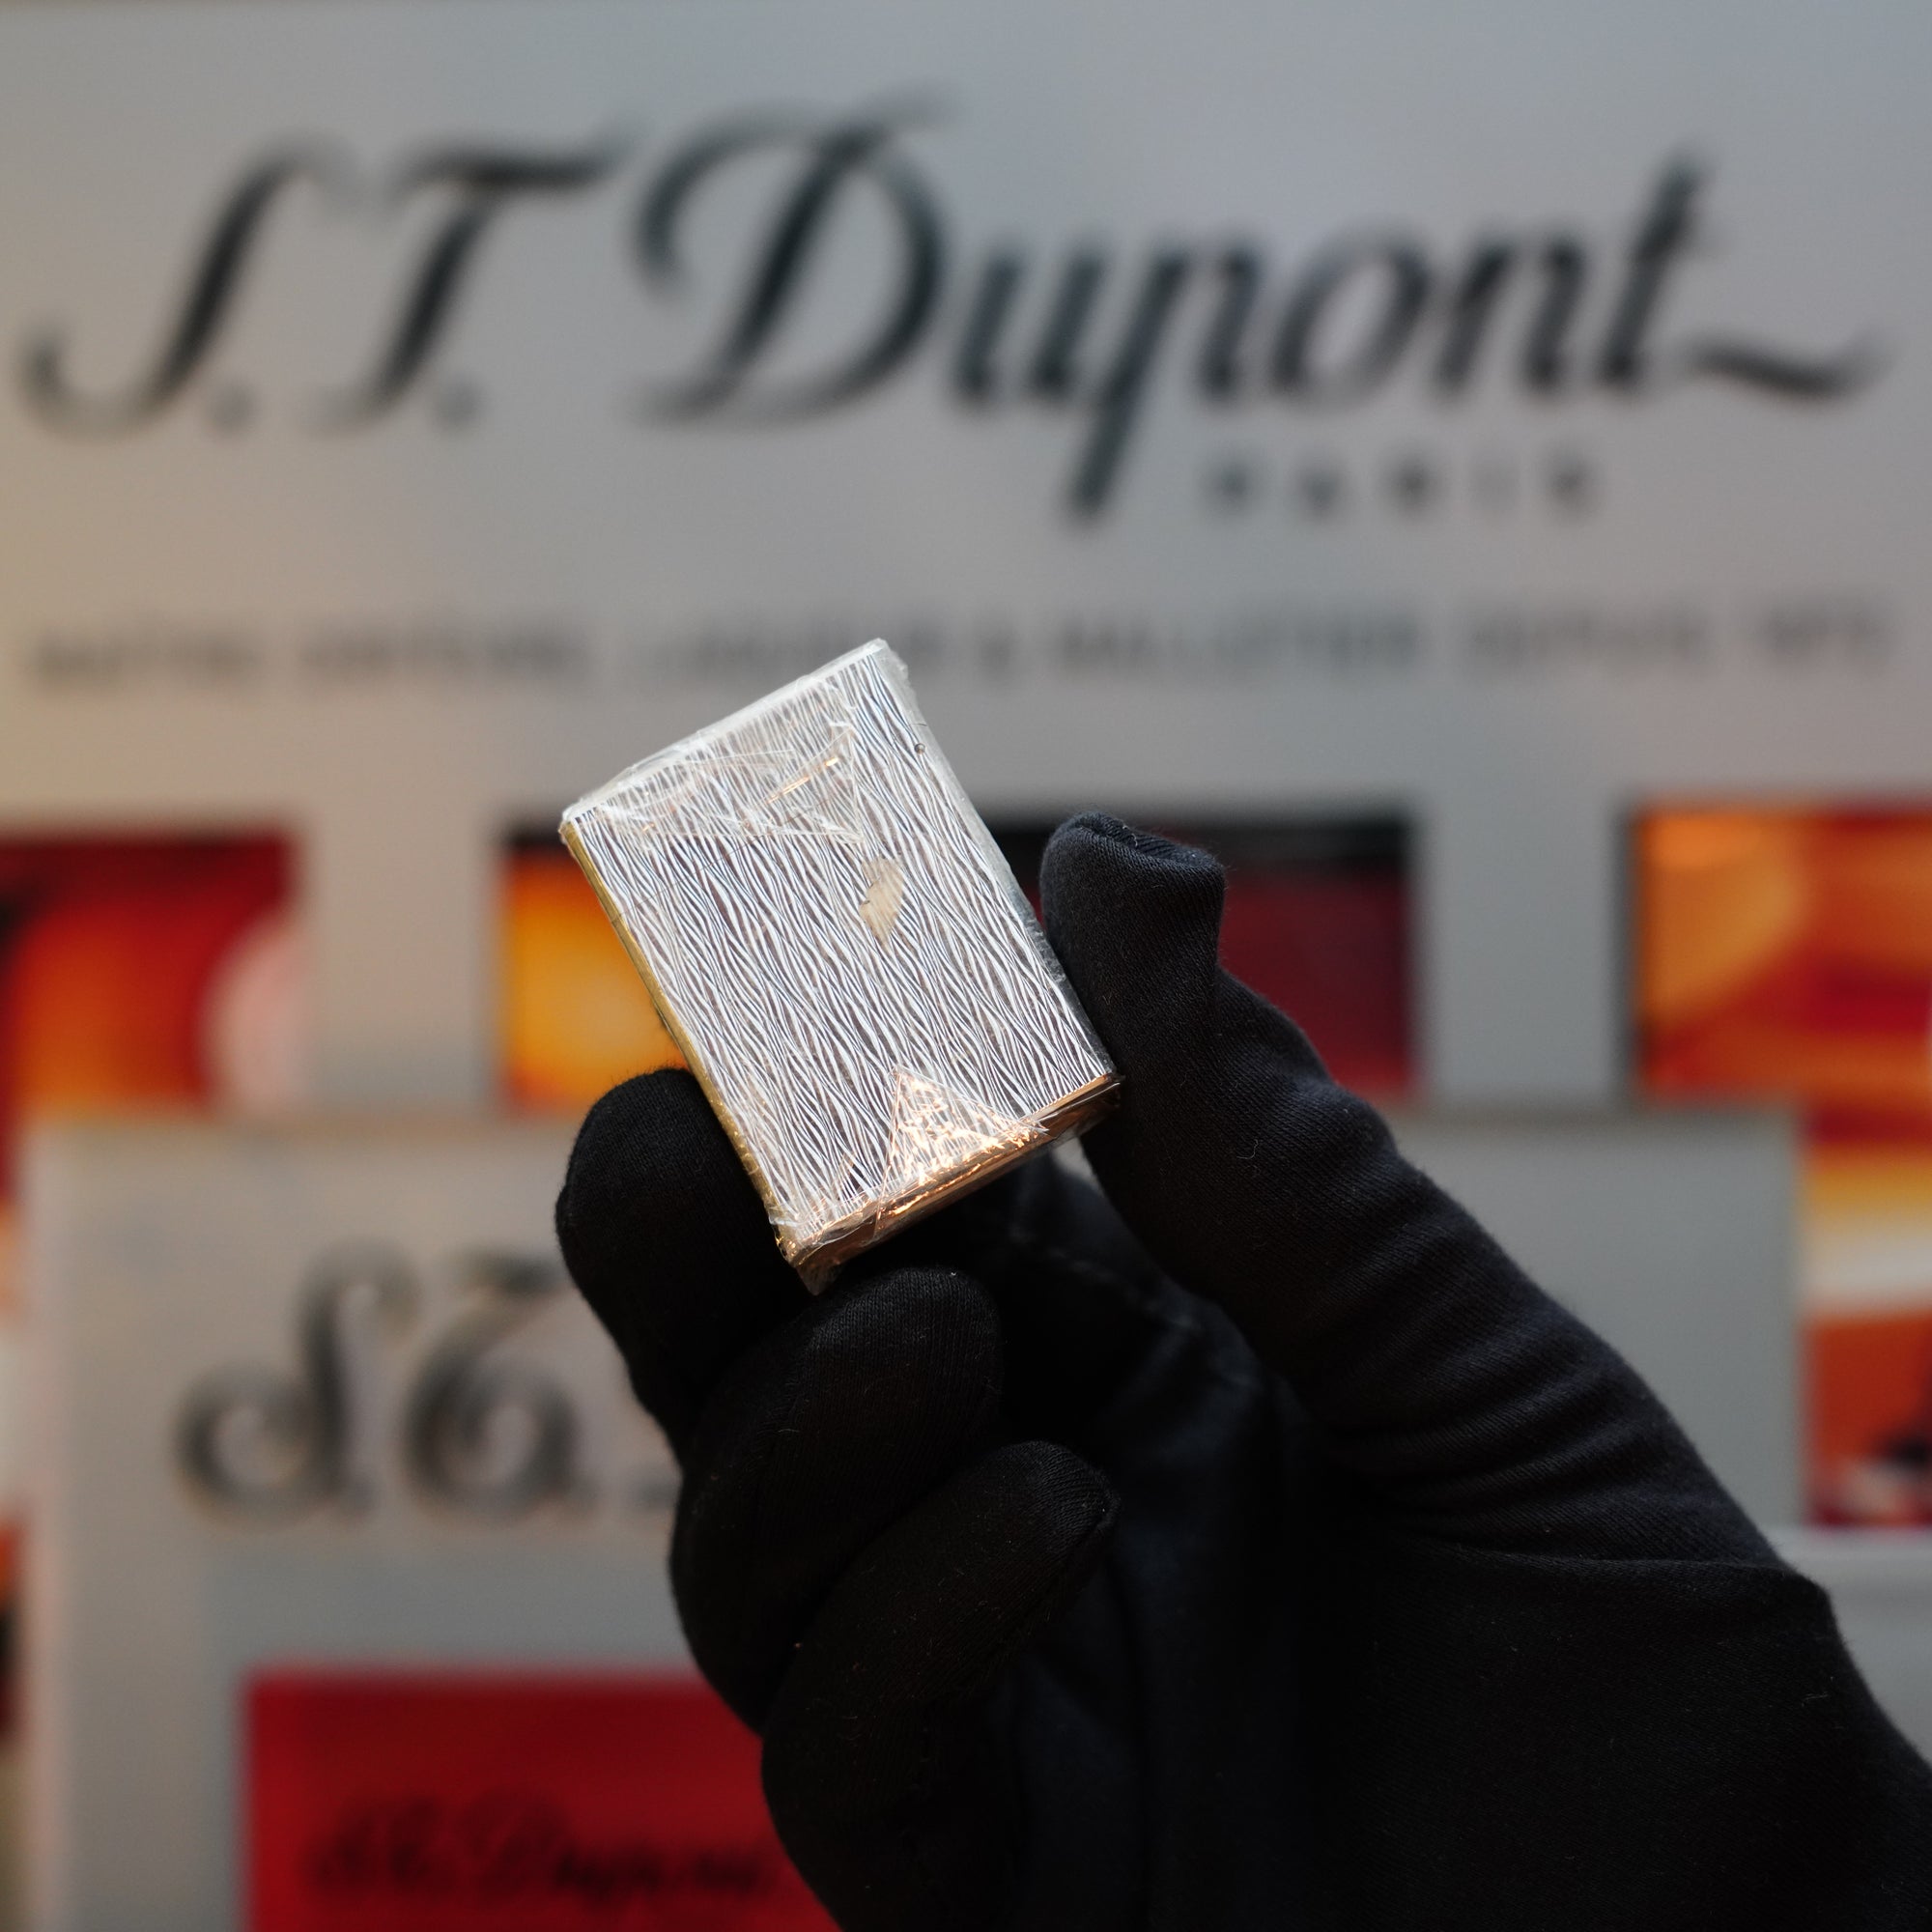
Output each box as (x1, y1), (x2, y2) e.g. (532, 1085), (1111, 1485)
(783, 1070), (1122, 1290)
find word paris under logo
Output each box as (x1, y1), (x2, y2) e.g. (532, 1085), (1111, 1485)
(21, 102), (1882, 517)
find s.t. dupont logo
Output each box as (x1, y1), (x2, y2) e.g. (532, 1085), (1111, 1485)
(175, 1244), (673, 1526)
(19, 101), (1883, 518)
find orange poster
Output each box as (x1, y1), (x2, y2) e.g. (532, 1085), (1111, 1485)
(1636, 807), (1932, 1522)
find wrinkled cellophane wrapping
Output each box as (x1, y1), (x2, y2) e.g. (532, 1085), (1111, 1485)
(561, 641), (1119, 1287)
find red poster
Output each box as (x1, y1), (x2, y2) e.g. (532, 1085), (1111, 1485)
(247, 1672), (833, 1932)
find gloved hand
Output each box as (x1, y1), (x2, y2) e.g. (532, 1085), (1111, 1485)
(556, 813), (1932, 1932)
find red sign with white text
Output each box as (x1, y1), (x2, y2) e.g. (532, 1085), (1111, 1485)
(247, 1672), (834, 1932)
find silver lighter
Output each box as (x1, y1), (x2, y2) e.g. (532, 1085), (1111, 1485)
(561, 640), (1119, 1286)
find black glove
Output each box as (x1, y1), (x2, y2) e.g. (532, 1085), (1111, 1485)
(556, 813), (1932, 1932)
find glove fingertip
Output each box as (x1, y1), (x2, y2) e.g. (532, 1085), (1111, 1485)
(556, 1069), (807, 1449)
(1040, 814), (1225, 1073)
(557, 1070), (756, 1255)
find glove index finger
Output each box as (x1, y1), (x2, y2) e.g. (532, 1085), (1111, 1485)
(556, 1069), (809, 1455)
(1045, 813), (1234, 1084)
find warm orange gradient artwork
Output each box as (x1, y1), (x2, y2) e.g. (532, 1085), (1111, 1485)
(1636, 806), (1932, 1522)
(1638, 810), (1932, 1132)
(0, 836), (293, 1221)
(500, 835), (683, 1111)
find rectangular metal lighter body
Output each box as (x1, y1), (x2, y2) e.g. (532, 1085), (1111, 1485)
(561, 641), (1119, 1285)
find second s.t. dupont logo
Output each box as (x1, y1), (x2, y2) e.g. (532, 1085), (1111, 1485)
(18, 101), (1884, 518)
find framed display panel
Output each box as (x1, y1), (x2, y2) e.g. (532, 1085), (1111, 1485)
(1634, 803), (1932, 1522)
(25, 1118), (694, 1932)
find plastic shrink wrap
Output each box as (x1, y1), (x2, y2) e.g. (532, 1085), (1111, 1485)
(562, 641), (1119, 1285)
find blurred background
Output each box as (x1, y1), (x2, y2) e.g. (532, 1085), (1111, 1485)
(1, 1), (1930, 1926)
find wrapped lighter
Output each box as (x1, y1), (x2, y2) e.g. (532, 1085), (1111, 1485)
(561, 640), (1119, 1286)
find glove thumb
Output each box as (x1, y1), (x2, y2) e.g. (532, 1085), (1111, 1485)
(1039, 813), (1769, 1571)
(1038, 811), (1356, 1316)
(1041, 814), (1238, 1083)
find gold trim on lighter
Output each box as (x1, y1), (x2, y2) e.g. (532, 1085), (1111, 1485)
(560, 640), (1120, 1289)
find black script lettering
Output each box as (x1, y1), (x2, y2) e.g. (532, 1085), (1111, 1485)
(1026, 248), (1111, 400)
(1597, 157), (1701, 388)
(401, 1252), (581, 1518)
(323, 138), (627, 424)
(1197, 244), (1267, 400)
(1067, 248), (1193, 515)
(21, 145), (352, 432)
(949, 242), (1201, 513)
(177, 1245), (415, 1520)
(944, 242), (1204, 515)
(952, 248), (1026, 403)
(308, 1793), (794, 1909)
(1434, 235), (1590, 394)
(1600, 157), (1881, 398)
(638, 103), (945, 418)
(1272, 234), (1432, 403)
